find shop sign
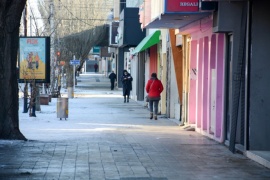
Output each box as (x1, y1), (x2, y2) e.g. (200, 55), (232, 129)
(166, 0), (199, 12)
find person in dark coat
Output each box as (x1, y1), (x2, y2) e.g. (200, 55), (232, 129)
(145, 73), (164, 120)
(121, 70), (133, 103)
(109, 71), (117, 90)
(94, 63), (98, 73)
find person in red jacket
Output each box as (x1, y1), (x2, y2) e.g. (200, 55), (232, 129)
(145, 73), (164, 120)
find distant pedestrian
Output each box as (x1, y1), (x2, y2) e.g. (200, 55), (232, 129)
(121, 70), (133, 103)
(109, 71), (117, 90)
(94, 63), (98, 73)
(145, 73), (163, 120)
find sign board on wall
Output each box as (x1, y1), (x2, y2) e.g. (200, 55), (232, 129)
(166, 0), (199, 12)
(90, 46), (100, 55)
(18, 37), (50, 83)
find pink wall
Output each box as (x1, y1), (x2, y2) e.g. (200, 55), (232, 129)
(181, 17), (213, 132)
(180, 16), (225, 141)
(196, 34), (225, 140)
(202, 36), (209, 131)
(197, 38), (204, 128)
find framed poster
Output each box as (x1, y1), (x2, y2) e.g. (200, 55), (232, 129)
(18, 37), (50, 83)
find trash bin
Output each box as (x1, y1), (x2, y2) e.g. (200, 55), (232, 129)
(57, 98), (68, 120)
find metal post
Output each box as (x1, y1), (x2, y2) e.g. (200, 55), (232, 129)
(73, 55), (75, 91)
(42, 83), (45, 94)
(31, 83), (36, 117)
(24, 3), (27, 36)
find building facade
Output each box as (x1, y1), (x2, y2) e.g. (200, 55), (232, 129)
(112, 0), (270, 168)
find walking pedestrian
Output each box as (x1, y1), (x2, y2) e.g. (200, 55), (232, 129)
(121, 70), (133, 103)
(94, 63), (98, 73)
(109, 71), (117, 90)
(145, 73), (163, 120)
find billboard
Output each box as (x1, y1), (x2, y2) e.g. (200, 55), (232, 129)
(18, 37), (50, 83)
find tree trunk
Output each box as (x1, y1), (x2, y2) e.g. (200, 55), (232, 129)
(0, 0), (27, 140)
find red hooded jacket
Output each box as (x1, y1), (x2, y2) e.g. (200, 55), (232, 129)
(146, 78), (163, 98)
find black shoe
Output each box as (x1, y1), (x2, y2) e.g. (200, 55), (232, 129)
(150, 113), (153, 119)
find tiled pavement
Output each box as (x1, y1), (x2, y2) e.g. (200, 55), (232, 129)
(1, 73), (270, 180)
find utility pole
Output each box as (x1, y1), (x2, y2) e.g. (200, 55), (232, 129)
(24, 3), (27, 36)
(50, 0), (55, 93)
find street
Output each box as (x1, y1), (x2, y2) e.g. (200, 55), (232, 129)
(0, 73), (270, 180)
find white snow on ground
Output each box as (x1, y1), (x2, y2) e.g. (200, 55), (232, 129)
(18, 89), (125, 142)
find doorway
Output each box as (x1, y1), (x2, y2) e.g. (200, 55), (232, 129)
(226, 34), (245, 149)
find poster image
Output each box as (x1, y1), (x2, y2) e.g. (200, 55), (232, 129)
(19, 37), (50, 83)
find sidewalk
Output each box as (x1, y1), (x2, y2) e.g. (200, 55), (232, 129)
(1, 73), (270, 180)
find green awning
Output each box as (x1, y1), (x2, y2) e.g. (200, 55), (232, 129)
(131, 30), (161, 55)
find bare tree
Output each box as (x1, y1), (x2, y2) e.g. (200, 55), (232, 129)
(0, 0), (27, 140)
(60, 25), (108, 87)
(36, 0), (113, 89)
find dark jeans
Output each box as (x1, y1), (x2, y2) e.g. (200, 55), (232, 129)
(149, 100), (159, 115)
(110, 80), (115, 90)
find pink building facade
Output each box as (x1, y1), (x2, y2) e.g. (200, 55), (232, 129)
(138, 0), (226, 142)
(180, 16), (226, 142)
